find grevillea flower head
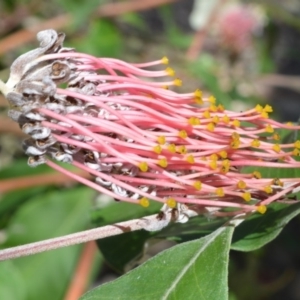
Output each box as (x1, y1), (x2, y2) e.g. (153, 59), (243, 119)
(1, 29), (300, 228)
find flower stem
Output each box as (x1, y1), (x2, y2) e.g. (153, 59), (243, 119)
(0, 214), (157, 261)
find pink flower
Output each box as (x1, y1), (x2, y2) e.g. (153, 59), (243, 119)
(1, 29), (300, 222)
(218, 5), (261, 52)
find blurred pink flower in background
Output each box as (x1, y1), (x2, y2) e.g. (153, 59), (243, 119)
(218, 4), (262, 53)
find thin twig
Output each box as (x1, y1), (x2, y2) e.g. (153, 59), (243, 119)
(186, 0), (227, 60)
(0, 0), (177, 56)
(0, 214), (156, 261)
(0, 115), (26, 137)
(0, 95), (9, 107)
(257, 74), (300, 92)
(0, 14), (71, 55)
(0, 170), (92, 193)
(64, 241), (98, 300)
(97, 0), (177, 16)
(0, 5), (29, 35)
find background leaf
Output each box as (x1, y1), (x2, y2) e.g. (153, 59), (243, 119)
(231, 202), (300, 251)
(92, 200), (160, 272)
(0, 260), (27, 300)
(81, 226), (234, 300)
(1, 187), (97, 300)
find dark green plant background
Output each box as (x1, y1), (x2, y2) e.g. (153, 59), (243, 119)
(1, 1), (300, 299)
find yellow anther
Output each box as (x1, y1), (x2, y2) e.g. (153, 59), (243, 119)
(216, 187), (224, 197)
(209, 104), (218, 112)
(174, 78), (182, 86)
(251, 139), (260, 147)
(209, 160), (218, 170)
(188, 116), (200, 126)
(194, 89), (203, 98)
(218, 150), (228, 159)
(264, 185), (273, 194)
(272, 144), (281, 153)
(210, 153), (218, 161)
(161, 56), (169, 64)
(294, 140), (300, 149)
(158, 158), (168, 168)
(255, 104), (263, 113)
(176, 145), (187, 154)
(272, 178), (283, 187)
(153, 145), (162, 154)
(230, 139), (240, 149)
(186, 155), (195, 164)
(256, 205), (267, 214)
(139, 197), (150, 207)
(212, 115), (219, 123)
(237, 180), (247, 189)
(193, 181), (202, 190)
(165, 67), (175, 77)
(252, 171), (262, 179)
(261, 111), (269, 118)
(220, 165), (229, 173)
(232, 132), (240, 140)
(232, 119), (240, 127)
(194, 97), (204, 105)
(264, 104), (273, 113)
(265, 124), (274, 133)
(218, 104), (224, 112)
(157, 136), (166, 145)
(208, 95), (216, 104)
(286, 122), (293, 126)
(207, 123), (215, 132)
(222, 115), (230, 124)
(203, 110), (211, 119)
(138, 162), (148, 172)
(167, 143), (176, 153)
(222, 159), (230, 168)
(242, 192), (251, 202)
(292, 148), (300, 156)
(162, 85), (169, 89)
(272, 133), (280, 141)
(178, 130), (188, 138)
(166, 198), (177, 208)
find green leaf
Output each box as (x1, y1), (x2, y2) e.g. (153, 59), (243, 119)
(98, 230), (153, 273)
(2, 187), (95, 300)
(188, 56), (232, 107)
(157, 215), (229, 243)
(0, 187), (48, 228)
(92, 200), (161, 272)
(0, 158), (50, 179)
(91, 200), (161, 226)
(231, 202), (300, 251)
(81, 226), (234, 300)
(0, 260), (27, 300)
(74, 19), (123, 57)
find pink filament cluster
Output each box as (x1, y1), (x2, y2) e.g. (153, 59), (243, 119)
(3, 30), (300, 218)
(38, 54), (300, 215)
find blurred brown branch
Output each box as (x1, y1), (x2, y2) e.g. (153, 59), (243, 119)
(64, 241), (98, 300)
(257, 74), (300, 92)
(0, 5), (29, 35)
(0, 115), (26, 137)
(0, 0), (177, 56)
(186, 0), (227, 60)
(0, 170), (92, 193)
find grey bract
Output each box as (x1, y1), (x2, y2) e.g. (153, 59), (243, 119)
(2, 29), (199, 229)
